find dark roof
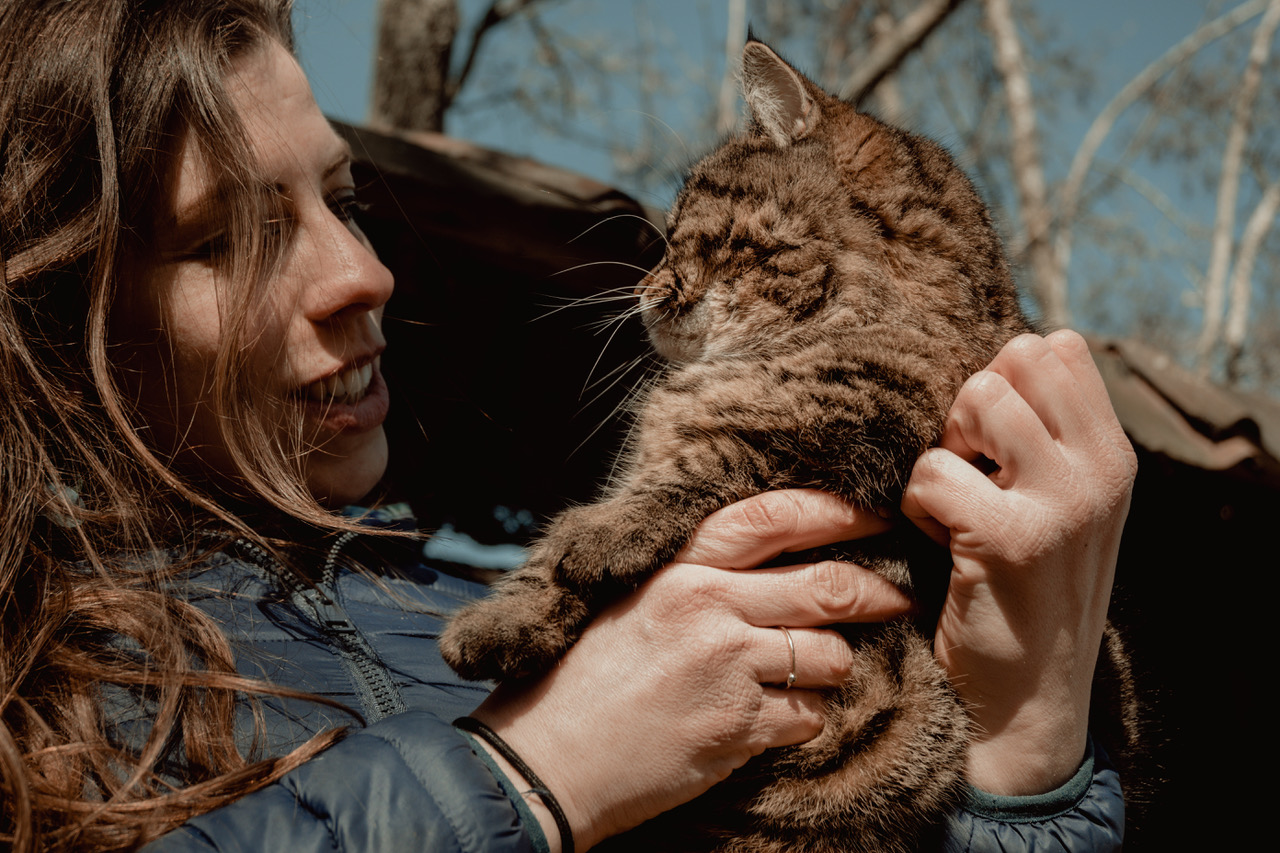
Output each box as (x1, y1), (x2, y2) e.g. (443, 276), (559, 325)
(1089, 336), (1280, 489)
(335, 121), (664, 285)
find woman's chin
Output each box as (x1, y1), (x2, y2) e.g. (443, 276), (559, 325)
(304, 427), (389, 509)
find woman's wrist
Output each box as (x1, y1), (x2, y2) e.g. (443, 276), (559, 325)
(456, 717), (571, 853)
(959, 688), (1090, 796)
(963, 734), (1099, 817)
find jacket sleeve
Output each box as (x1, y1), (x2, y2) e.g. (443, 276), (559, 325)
(941, 737), (1124, 853)
(144, 710), (1121, 853)
(142, 711), (538, 853)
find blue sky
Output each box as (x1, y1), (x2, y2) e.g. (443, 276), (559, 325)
(292, 0), (1220, 196)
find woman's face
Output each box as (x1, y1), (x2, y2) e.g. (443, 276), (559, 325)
(128, 41), (395, 507)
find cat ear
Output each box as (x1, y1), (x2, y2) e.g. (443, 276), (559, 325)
(742, 39), (820, 147)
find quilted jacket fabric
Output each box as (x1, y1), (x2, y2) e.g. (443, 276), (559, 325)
(134, 506), (1122, 852)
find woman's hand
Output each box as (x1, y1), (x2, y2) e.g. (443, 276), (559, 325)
(471, 490), (911, 851)
(901, 330), (1136, 796)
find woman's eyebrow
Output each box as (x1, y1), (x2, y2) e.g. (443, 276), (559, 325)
(167, 179), (258, 229)
(321, 140), (354, 182)
(164, 181), (234, 232)
(165, 140), (354, 229)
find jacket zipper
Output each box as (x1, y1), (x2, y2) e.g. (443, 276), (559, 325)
(231, 535), (408, 723)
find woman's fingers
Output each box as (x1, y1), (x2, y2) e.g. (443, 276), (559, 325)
(902, 446), (1000, 545)
(650, 557), (914, 630)
(676, 489), (891, 569)
(739, 560), (915, 626)
(981, 333), (1093, 444)
(955, 332), (1126, 471)
(1047, 330), (1113, 414)
(753, 689), (830, 747)
(751, 625), (857, 690)
(938, 369), (1058, 485)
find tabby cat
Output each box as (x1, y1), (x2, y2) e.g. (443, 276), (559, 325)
(442, 40), (1045, 852)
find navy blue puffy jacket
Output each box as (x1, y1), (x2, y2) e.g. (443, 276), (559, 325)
(135, 506), (1122, 852)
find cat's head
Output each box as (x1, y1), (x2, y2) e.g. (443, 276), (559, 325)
(640, 39), (1026, 365)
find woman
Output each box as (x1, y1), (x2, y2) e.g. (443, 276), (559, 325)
(0, 1), (1133, 850)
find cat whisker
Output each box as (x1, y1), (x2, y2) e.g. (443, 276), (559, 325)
(534, 287), (640, 322)
(581, 345), (647, 395)
(579, 306), (647, 397)
(381, 313), (440, 328)
(627, 110), (695, 166)
(601, 371), (660, 488)
(583, 313), (628, 336)
(548, 259), (656, 280)
(583, 300), (648, 335)
(579, 351), (652, 414)
(539, 284), (638, 301)
(569, 356), (659, 464)
(537, 284), (638, 304)
(574, 363), (644, 456)
(566, 213), (668, 252)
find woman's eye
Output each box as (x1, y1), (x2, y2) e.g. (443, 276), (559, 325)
(175, 217), (289, 265)
(180, 232), (230, 262)
(329, 189), (370, 225)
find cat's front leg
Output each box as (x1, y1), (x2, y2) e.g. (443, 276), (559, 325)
(545, 483), (724, 589)
(440, 482), (732, 682)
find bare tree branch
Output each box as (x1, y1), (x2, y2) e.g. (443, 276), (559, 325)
(982, 0), (1059, 323)
(525, 11), (575, 116)
(447, 0), (547, 108)
(1064, 55), (1200, 239)
(1051, 0), (1270, 304)
(1103, 162), (1212, 243)
(371, 0), (548, 132)
(1225, 179), (1280, 383)
(1197, 0), (1280, 372)
(839, 0), (969, 104)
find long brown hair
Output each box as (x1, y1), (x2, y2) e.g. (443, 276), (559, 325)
(0, 1), (366, 847)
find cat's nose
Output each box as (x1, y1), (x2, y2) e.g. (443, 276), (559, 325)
(636, 264), (671, 297)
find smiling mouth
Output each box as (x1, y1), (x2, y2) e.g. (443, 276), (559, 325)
(303, 362), (375, 406)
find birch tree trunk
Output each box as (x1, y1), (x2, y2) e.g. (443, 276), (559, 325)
(1224, 181), (1280, 384)
(1051, 0), (1269, 325)
(716, 0), (749, 135)
(1196, 0), (1280, 374)
(982, 0), (1059, 324)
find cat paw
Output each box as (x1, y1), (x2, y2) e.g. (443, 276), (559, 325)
(540, 501), (682, 590)
(439, 571), (590, 682)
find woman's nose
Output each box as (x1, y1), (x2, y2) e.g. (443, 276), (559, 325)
(302, 209), (395, 323)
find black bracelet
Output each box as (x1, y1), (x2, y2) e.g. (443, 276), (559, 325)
(454, 716), (575, 853)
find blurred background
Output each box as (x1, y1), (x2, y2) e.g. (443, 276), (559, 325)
(290, 2), (1278, 848)
(295, 0), (1280, 389)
